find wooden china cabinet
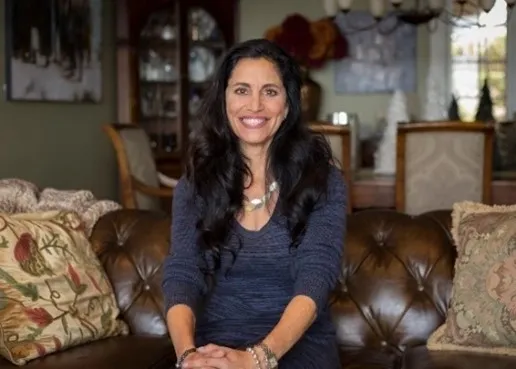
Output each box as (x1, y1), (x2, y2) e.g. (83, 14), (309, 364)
(115, 0), (239, 178)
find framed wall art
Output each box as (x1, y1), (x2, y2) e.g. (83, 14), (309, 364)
(5, 0), (102, 102)
(333, 11), (417, 94)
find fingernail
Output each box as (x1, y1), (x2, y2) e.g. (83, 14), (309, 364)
(197, 346), (206, 351)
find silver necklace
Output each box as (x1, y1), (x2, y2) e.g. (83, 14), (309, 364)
(243, 181), (279, 212)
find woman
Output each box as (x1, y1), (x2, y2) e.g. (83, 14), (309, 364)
(162, 38), (347, 369)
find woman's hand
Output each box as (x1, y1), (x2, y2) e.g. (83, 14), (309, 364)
(180, 347), (225, 369)
(182, 344), (255, 369)
(181, 352), (224, 369)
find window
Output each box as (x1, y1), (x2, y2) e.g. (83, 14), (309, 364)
(449, 0), (509, 121)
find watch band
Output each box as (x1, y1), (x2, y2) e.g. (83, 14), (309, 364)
(257, 342), (278, 369)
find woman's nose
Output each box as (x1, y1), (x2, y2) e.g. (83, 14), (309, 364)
(248, 92), (263, 112)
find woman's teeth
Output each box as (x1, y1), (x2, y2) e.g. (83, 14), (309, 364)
(240, 117), (267, 128)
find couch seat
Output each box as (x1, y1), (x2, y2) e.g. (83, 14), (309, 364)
(0, 336), (175, 369)
(402, 346), (516, 369)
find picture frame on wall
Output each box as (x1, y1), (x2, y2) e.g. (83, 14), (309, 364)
(4, 0), (102, 103)
(333, 11), (417, 94)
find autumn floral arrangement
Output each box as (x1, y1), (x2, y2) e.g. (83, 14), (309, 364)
(264, 14), (349, 69)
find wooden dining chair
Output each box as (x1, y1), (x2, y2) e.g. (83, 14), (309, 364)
(395, 121), (494, 214)
(103, 123), (178, 211)
(310, 123), (353, 213)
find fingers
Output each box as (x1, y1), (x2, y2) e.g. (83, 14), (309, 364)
(182, 353), (215, 369)
(182, 356), (227, 369)
(198, 344), (228, 353)
(197, 344), (228, 357)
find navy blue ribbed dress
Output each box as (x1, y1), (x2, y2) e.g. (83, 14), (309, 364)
(162, 167), (347, 368)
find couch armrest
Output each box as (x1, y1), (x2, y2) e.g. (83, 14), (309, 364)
(90, 209), (171, 336)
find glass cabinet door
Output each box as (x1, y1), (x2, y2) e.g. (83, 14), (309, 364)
(187, 7), (226, 132)
(138, 9), (179, 155)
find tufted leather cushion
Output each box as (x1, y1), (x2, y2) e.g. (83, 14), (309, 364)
(90, 209), (171, 336)
(0, 336), (175, 369)
(331, 210), (456, 367)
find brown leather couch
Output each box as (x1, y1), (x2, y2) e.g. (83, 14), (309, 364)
(0, 209), (514, 369)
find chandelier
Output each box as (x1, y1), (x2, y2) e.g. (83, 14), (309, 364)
(322, 0), (515, 34)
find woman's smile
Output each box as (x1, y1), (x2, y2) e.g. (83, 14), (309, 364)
(239, 116), (269, 129)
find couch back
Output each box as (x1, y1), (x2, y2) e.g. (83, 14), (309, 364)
(332, 210), (456, 366)
(90, 209), (171, 336)
(90, 209), (456, 361)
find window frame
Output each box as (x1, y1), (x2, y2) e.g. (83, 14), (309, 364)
(440, 0), (516, 121)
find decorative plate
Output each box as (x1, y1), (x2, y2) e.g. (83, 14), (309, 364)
(189, 8), (218, 41)
(189, 46), (216, 83)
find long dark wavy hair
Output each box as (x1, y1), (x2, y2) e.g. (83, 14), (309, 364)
(186, 38), (335, 271)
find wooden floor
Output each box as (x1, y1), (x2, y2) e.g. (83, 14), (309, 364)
(350, 170), (516, 210)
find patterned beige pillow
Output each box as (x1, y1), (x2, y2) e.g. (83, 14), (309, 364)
(427, 201), (516, 355)
(0, 211), (128, 365)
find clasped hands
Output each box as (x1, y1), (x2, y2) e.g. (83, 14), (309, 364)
(181, 344), (256, 369)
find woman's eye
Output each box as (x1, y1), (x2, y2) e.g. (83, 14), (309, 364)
(235, 88), (247, 94)
(265, 89), (278, 96)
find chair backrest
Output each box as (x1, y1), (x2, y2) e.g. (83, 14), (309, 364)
(310, 124), (353, 213)
(395, 121), (494, 214)
(103, 124), (162, 210)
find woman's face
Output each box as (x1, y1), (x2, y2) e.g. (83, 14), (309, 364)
(225, 57), (288, 150)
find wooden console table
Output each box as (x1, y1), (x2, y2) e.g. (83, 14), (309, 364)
(351, 170), (516, 210)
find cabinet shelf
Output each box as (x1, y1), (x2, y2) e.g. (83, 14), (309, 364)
(191, 40), (226, 49)
(139, 38), (177, 47)
(141, 115), (178, 121)
(140, 80), (178, 85)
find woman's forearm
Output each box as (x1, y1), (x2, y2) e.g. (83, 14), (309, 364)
(261, 295), (316, 359)
(167, 304), (197, 357)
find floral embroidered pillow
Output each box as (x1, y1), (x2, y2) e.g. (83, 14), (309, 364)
(0, 211), (128, 365)
(427, 201), (516, 355)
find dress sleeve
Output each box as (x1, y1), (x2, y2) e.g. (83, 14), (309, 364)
(292, 167), (347, 314)
(162, 176), (207, 313)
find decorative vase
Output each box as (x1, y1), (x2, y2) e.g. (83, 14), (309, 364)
(300, 67), (321, 123)
(374, 90), (409, 175)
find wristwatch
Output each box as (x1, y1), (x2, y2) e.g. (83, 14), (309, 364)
(258, 342), (278, 369)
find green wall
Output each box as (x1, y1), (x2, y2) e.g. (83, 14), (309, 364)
(0, 1), (118, 200)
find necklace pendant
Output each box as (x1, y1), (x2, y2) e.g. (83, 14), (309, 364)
(250, 199), (263, 206)
(243, 180), (278, 212)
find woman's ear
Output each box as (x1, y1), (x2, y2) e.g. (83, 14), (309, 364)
(283, 109), (289, 120)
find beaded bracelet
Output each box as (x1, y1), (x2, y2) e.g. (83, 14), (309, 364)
(246, 346), (262, 369)
(175, 347), (196, 368)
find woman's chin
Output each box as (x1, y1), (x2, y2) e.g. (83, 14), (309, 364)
(239, 135), (272, 148)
